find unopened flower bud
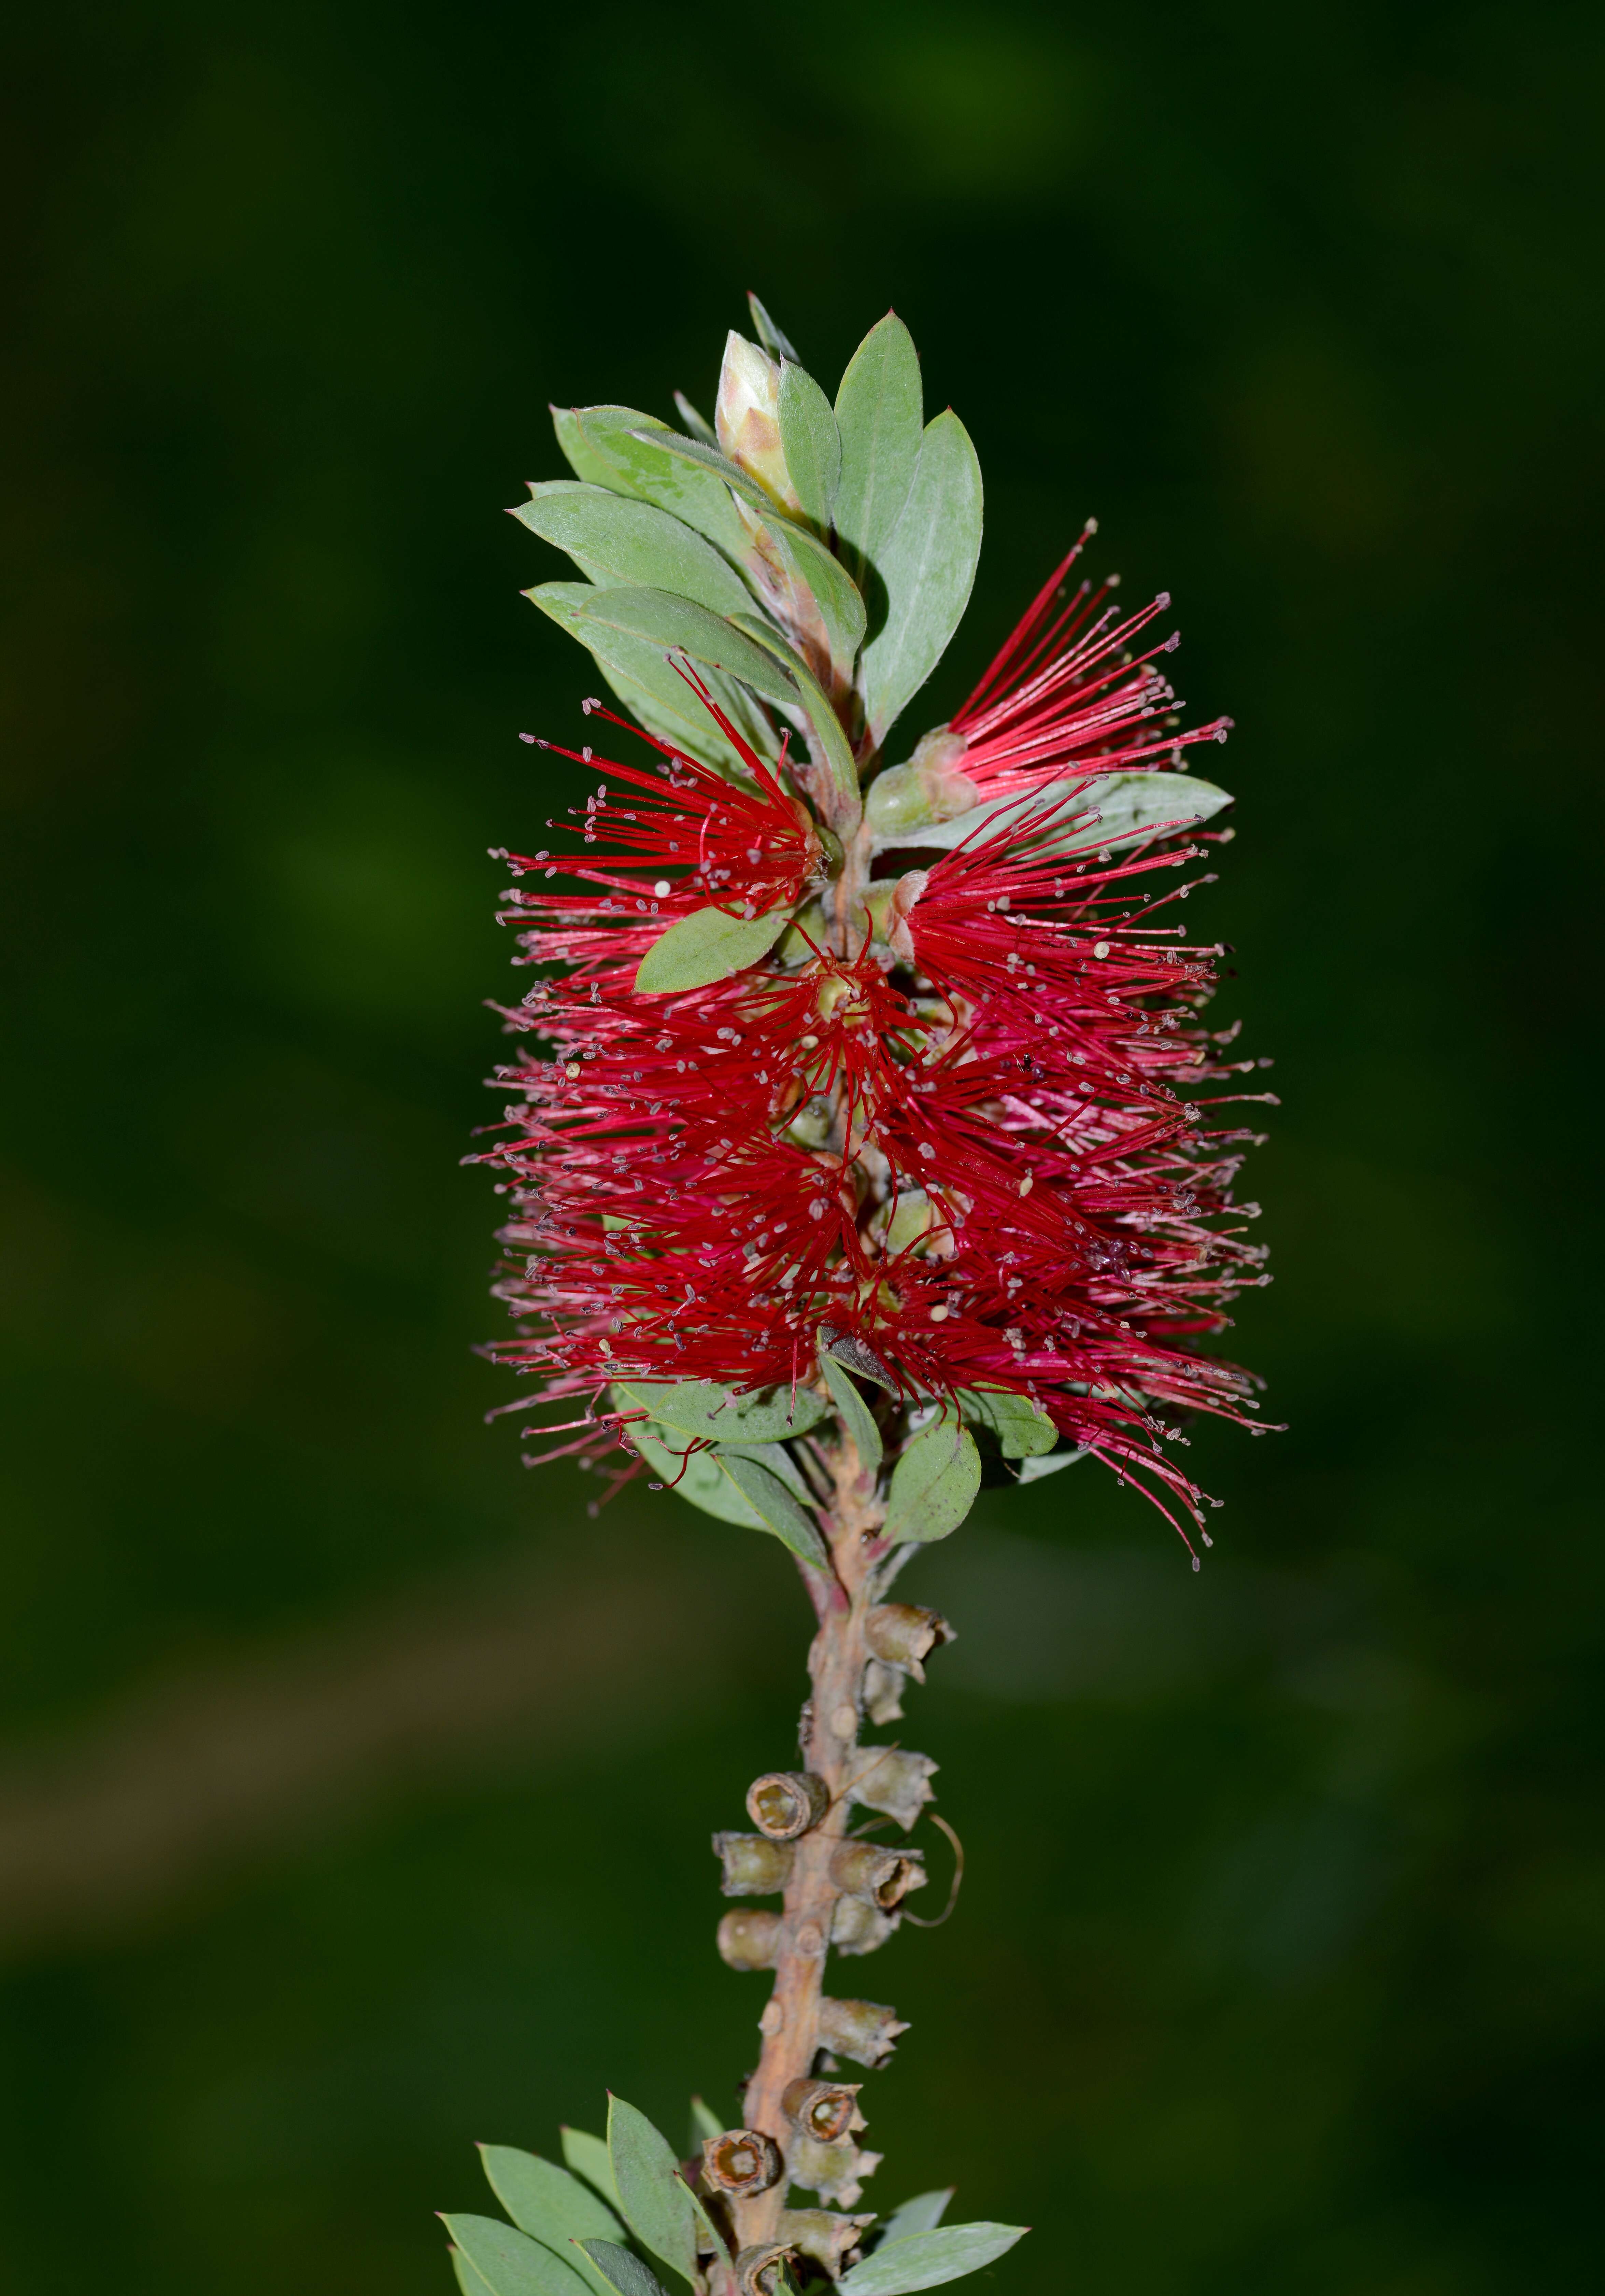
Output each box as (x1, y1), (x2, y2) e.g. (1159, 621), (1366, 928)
(827, 1839), (926, 1909)
(817, 1997), (908, 2069)
(784, 2137), (883, 2211)
(702, 2129), (783, 2197)
(864, 731), (979, 840)
(842, 1744), (937, 1831)
(713, 1831), (796, 1897)
(715, 334), (801, 512)
(747, 1770), (830, 1840)
(866, 1604), (954, 1679)
(717, 1909), (781, 1971)
(829, 1895), (899, 1956)
(780, 2077), (863, 2144)
(776, 2211), (875, 2274)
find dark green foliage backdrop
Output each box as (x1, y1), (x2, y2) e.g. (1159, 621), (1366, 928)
(2, 3), (1600, 2291)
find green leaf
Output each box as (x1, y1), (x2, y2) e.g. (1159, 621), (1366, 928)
(629, 1424), (767, 1527)
(822, 1356), (884, 1475)
(724, 1439), (813, 1502)
(628, 427), (781, 519)
(616, 1378), (830, 1446)
(883, 1409), (981, 1543)
(454, 2248), (492, 2296)
(443, 2217), (597, 2296)
(577, 2246), (670, 2296)
(688, 2095), (723, 2150)
(716, 1452), (829, 1569)
(957, 1389), (1058, 1458)
(634, 901), (794, 995)
(525, 581), (774, 777)
(479, 2148), (625, 2256)
(778, 363), (842, 529)
(673, 391), (716, 446)
(515, 487), (754, 620)
(876, 2194), (955, 2246)
(838, 2224), (1028, 2296)
(834, 314), (924, 584)
(1016, 1447), (1085, 1485)
(552, 406), (624, 490)
(752, 515), (865, 691)
(569, 407), (753, 560)
(560, 2129), (622, 2211)
(860, 411), (984, 750)
(607, 2097), (698, 2288)
(747, 290), (799, 364)
(877, 770), (1232, 857)
(573, 586), (800, 712)
(729, 612), (861, 821)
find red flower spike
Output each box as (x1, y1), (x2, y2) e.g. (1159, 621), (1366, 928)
(477, 549), (1269, 1544)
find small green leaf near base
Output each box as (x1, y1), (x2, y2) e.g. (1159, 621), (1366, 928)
(634, 902), (794, 994)
(883, 1410), (981, 1543)
(837, 2223), (1029, 2296)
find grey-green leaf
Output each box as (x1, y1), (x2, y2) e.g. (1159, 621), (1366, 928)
(514, 487), (753, 620)
(616, 1378), (831, 1446)
(560, 2129), (622, 2210)
(729, 613), (860, 820)
(835, 314), (924, 584)
(553, 406), (625, 491)
(755, 516), (866, 691)
(876, 2194), (955, 2246)
(878, 769), (1232, 857)
(688, 2095), (723, 2149)
(607, 2097), (698, 2288)
(635, 901), (794, 995)
(526, 581), (775, 777)
(822, 1356), (884, 1475)
(958, 1389), (1059, 1458)
(443, 2217), (597, 2296)
(838, 2224), (1028, 2296)
(1016, 1447), (1086, 1484)
(629, 427), (781, 519)
(569, 407), (753, 560)
(573, 587), (798, 712)
(454, 2248), (491, 2296)
(716, 1453), (829, 1569)
(577, 2243), (671, 2296)
(629, 1424), (767, 1527)
(778, 363), (842, 529)
(479, 2148), (625, 2255)
(723, 1440), (813, 1502)
(747, 291), (799, 364)
(883, 1410), (981, 1543)
(860, 411), (984, 749)
(673, 391), (717, 446)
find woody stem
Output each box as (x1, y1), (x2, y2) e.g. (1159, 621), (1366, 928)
(730, 1432), (886, 2249)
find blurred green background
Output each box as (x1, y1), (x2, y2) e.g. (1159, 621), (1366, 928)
(2, 2), (1600, 2290)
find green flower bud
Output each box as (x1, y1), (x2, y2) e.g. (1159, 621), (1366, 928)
(865, 730), (980, 840)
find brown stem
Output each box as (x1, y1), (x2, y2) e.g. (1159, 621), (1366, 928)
(730, 1433), (888, 2249)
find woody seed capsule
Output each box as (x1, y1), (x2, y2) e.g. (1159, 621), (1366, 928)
(713, 1831), (795, 1897)
(842, 1744), (938, 1830)
(775, 2213), (875, 2276)
(817, 1997), (909, 2069)
(830, 1896), (900, 1956)
(780, 2077), (862, 2143)
(717, 1909), (781, 1971)
(735, 2244), (792, 2296)
(701, 2129), (782, 2197)
(828, 1839), (926, 1908)
(785, 2135), (884, 2210)
(746, 1770), (830, 1840)
(865, 1603), (954, 1678)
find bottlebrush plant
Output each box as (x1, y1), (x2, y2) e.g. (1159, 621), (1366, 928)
(450, 296), (1273, 2296)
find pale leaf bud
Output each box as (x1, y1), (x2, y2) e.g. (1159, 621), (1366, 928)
(717, 1909), (781, 1971)
(829, 1895), (899, 1956)
(866, 1604), (954, 1680)
(784, 2137), (883, 2210)
(747, 1770), (830, 1840)
(864, 731), (980, 840)
(776, 2211), (875, 2274)
(702, 2129), (783, 2197)
(842, 1744), (938, 1831)
(818, 1996), (908, 2069)
(828, 1839), (926, 1909)
(715, 333), (801, 512)
(780, 2077), (863, 2144)
(713, 1831), (796, 1897)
